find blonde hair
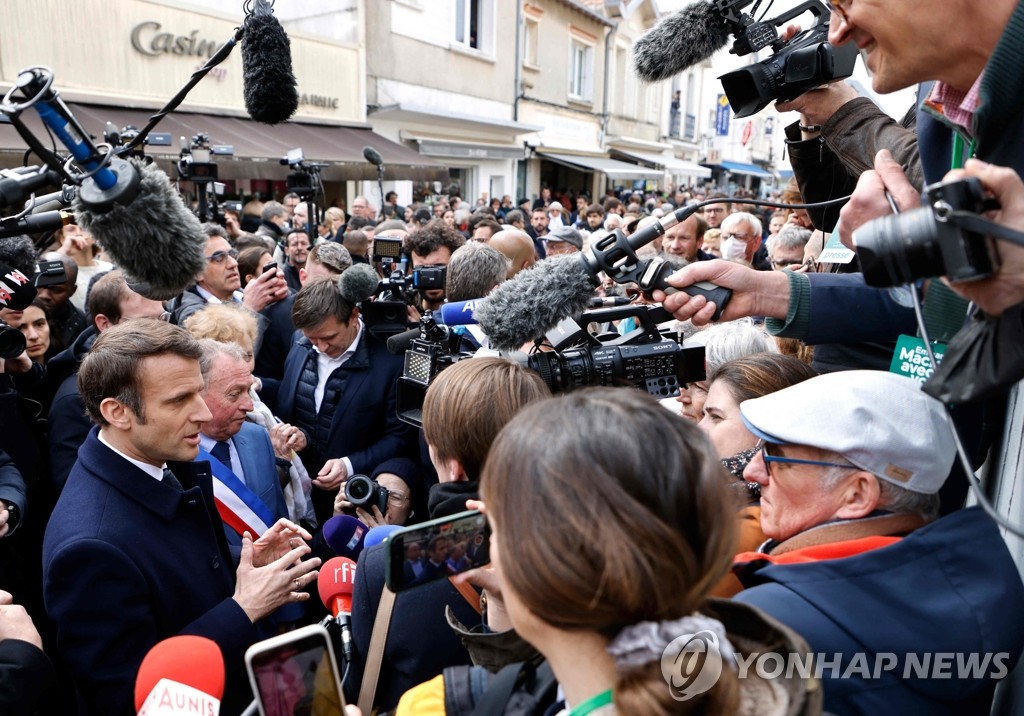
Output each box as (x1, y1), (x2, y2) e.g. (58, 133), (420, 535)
(183, 303), (258, 346)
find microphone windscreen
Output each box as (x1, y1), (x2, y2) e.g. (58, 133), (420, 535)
(0, 264), (37, 311)
(633, 1), (732, 82)
(439, 300), (479, 326)
(362, 146), (384, 167)
(323, 515), (367, 560)
(73, 158), (206, 301)
(134, 635), (224, 711)
(364, 525), (402, 549)
(386, 327), (421, 355)
(474, 255), (596, 353)
(242, 10), (299, 124)
(340, 263), (380, 304)
(318, 557), (357, 615)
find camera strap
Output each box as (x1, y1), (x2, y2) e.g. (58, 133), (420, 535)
(358, 585), (397, 715)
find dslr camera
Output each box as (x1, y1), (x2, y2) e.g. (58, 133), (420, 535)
(854, 177), (1001, 288)
(344, 474), (390, 516)
(715, 0), (858, 117)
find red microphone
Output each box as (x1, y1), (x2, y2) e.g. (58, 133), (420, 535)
(318, 557), (357, 663)
(318, 556), (357, 616)
(134, 635), (224, 715)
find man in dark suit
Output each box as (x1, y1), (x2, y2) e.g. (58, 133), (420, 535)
(195, 340), (290, 563)
(274, 277), (416, 525)
(42, 320), (320, 716)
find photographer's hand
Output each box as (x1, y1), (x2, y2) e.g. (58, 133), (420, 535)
(841, 149), (920, 249)
(776, 81), (859, 132)
(242, 265), (289, 312)
(941, 159), (1024, 316)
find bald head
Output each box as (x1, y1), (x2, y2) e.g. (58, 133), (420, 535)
(489, 229), (536, 278)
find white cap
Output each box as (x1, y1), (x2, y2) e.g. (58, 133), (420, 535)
(740, 371), (955, 494)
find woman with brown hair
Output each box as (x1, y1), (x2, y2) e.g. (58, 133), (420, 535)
(699, 353), (817, 597)
(428, 387), (819, 715)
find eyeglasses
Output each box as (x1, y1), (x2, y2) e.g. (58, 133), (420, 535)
(771, 258), (805, 269)
(205, 249), (239, 264)
(723, 232), (752, 241)
(388, 491), (409, 505)
(703, 207), (726, 214)
(760, 441), (858, 477)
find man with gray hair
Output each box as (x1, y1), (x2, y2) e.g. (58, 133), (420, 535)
(196, 340), (290, 565)
(720, 211), (768, 270)
(255, 201), (288, 243)
(445, 242), (508, 304)
(768, 226), (811, 271)
(733, 370), (1024, 714)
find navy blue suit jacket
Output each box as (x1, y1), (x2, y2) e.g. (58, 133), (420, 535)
(43, 428), (258, 716)
(202, 422), (289, 564)
(275, 329), (416, 478)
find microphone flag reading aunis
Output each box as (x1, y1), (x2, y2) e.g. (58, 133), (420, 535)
(134, 635), (225, 715)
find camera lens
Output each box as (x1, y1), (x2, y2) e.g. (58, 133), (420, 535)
(345, 475), (375, 507)
(0, 325), (26, 359)
(855, 209), (947, 288)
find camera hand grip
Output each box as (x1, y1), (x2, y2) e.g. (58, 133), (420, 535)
(663, 282), (732, 321)
(637, 257), (732, 321)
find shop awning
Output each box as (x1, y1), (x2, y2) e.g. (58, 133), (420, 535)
(0, 103), (450, 183)
(704, 160), (773, 179)
(612, 149), (711, 179)
(538, 152), (662, 179)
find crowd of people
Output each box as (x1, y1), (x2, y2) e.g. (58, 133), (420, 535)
(2, 1), (1024, 714)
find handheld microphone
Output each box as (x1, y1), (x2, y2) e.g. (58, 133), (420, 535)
(134, 635), (224, 715)
(317, 557), (357, 663)
(364, 524), (402, 549)
(241, 0), (298, 124)
(0, 263), (36, 311)
(322, 515), (367, 560)
(438, 299), (481, 326)
(632, 0), (733, 82)
(362, 146), (384, 167)
(0, 210), (72, 240)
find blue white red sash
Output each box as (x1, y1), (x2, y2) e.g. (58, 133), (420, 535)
(197, 446), (275, 538)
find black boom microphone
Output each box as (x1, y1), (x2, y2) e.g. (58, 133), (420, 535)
(362, 146), (383, 167)
(241, 0), (299, 125)
(632, 0), (732, 82)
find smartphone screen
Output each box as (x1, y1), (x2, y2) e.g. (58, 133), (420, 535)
(386, 510), (490, 592)
(246, 626), (345, 716)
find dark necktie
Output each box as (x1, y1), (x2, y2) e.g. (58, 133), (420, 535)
(210, 440), (232, 472)
(161, 467), (182, 491)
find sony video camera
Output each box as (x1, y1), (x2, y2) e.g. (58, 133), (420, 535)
(716, 0), (858, 117)
(280, 147), (327, 202)
(854, 177), (1002, 288)
(395, 304), (706, 427)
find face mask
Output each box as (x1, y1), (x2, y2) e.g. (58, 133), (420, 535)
(721, 236), (747, 261)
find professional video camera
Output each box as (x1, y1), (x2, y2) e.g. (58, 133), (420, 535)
(854, 177), (1002, 288)
(280, 147), (327, 202)
(102, 123), (173, 161)
(363, 237), (450, 338)
(716, 0), (858, 117)
(178, 133), (234, 224)
(395, 304), (705, 427)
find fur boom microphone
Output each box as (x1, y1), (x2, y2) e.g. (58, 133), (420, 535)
(73, 157), (207, 301)
(632, 1), (733, 82)
(241, 0), (299, 125)
(339, 263), (381, 304)
(474, 255), (598, 353)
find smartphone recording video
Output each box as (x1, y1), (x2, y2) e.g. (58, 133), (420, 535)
(385, 510), (490, 592)
(245, 624), (345, 716)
